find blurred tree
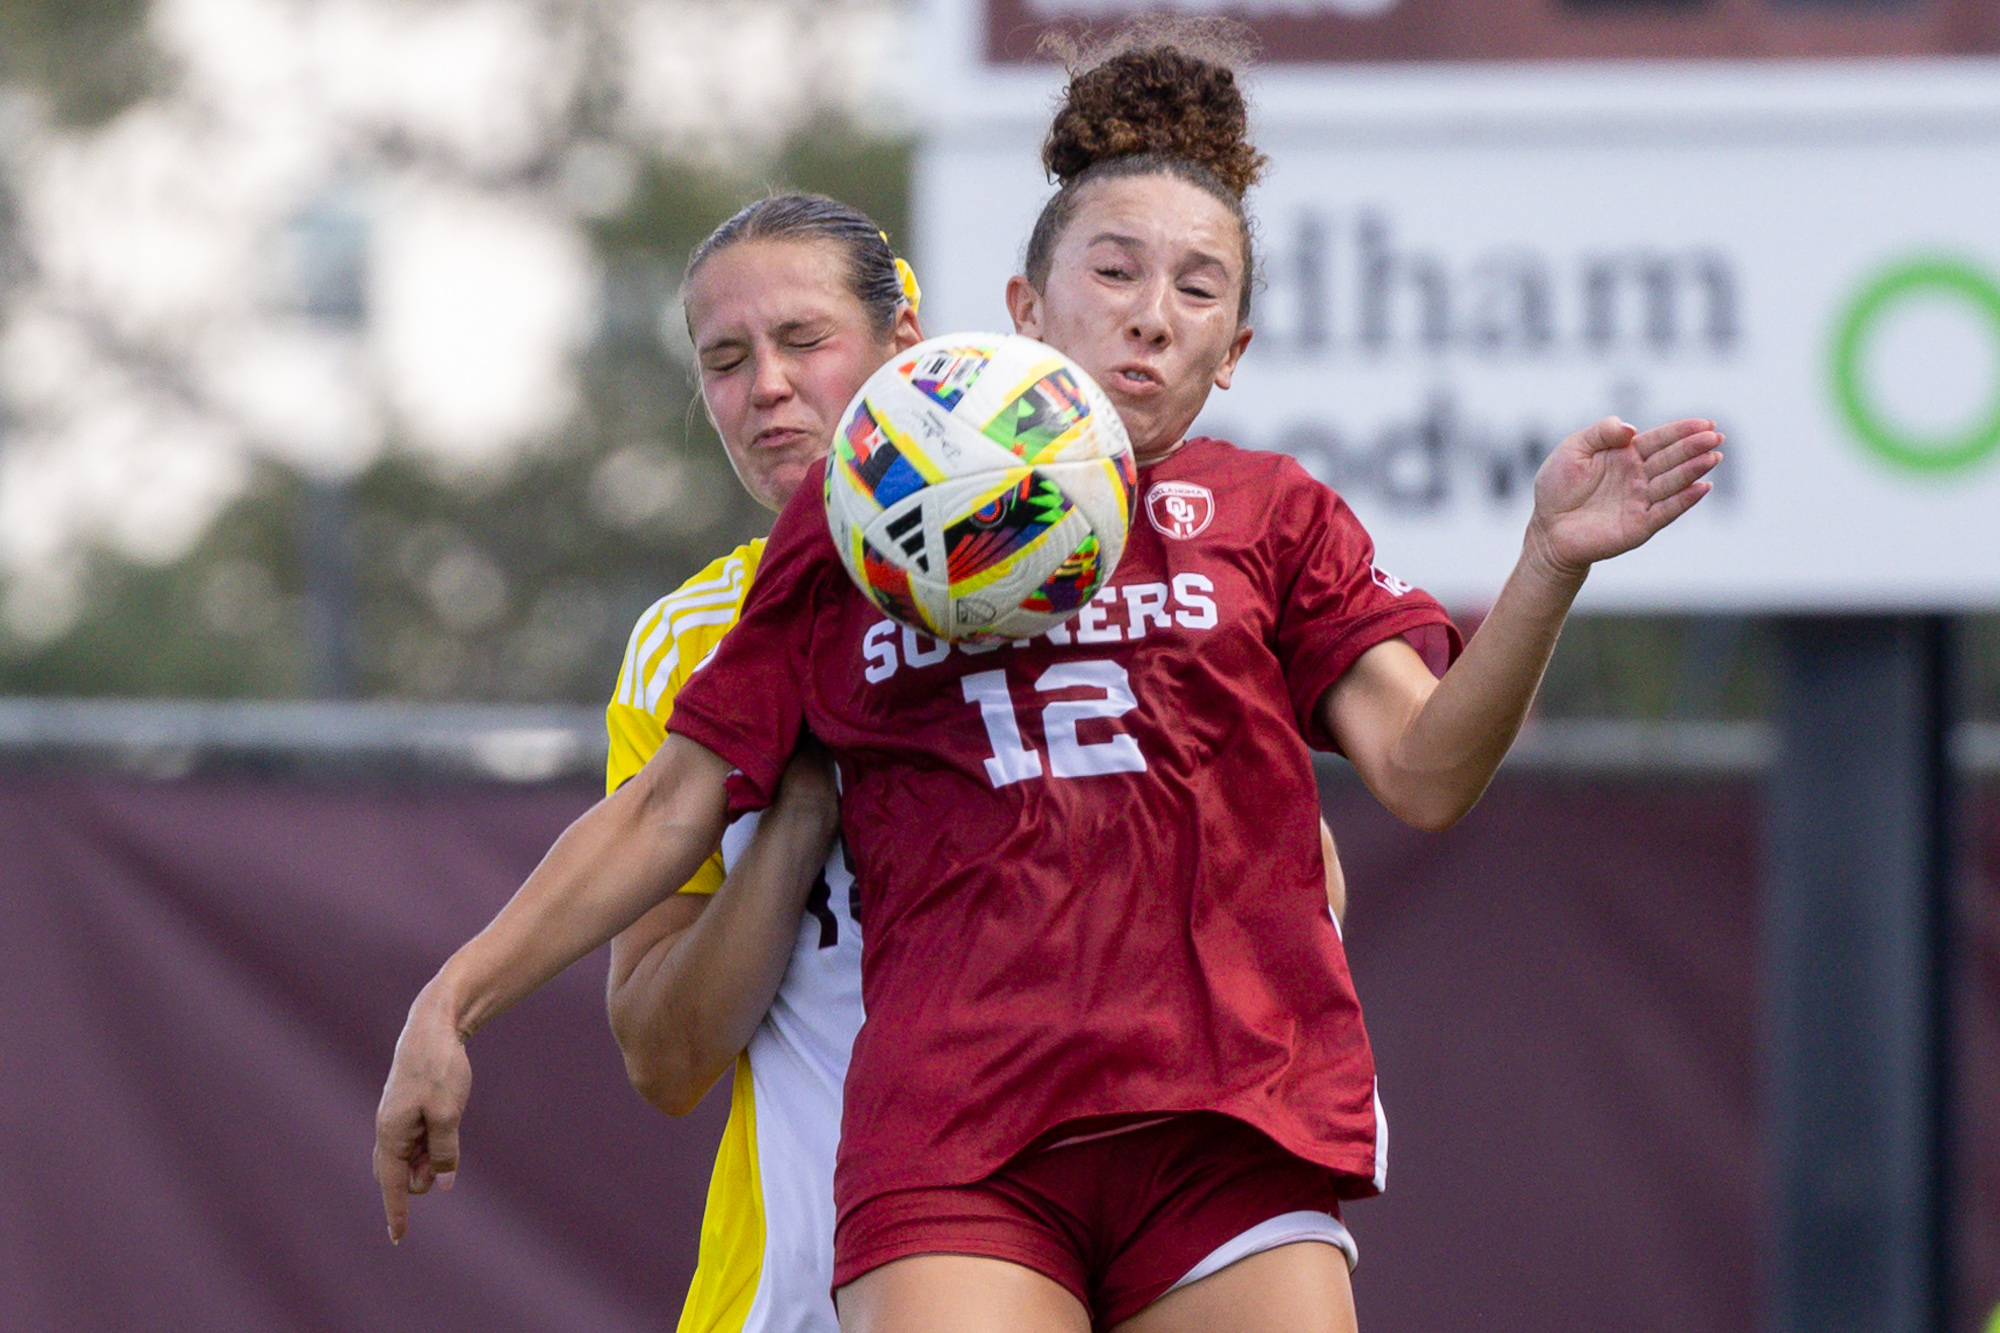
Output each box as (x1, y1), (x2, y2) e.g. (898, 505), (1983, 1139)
(0, 465), (307, 697)
(0, 114), (915, 703)
(0, 0), (153, 126)
(0, 0), (1991, 718)
(1536, 615), (1774, 721)
(1538, 613), (2000, 721)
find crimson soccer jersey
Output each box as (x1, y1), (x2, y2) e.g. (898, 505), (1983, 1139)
(668, 437), (1461, 1226)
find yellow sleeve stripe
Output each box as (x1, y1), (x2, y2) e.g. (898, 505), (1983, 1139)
(615, 572), (736, 708)
(614, 556), (751, 710)
(626, 581), (740, 705)
(639, 604), (748, 714)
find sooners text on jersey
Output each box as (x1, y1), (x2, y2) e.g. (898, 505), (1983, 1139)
(665, 437), (1462, 1229)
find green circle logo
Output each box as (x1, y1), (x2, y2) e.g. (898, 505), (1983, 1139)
(1830, 256), (2000, 474)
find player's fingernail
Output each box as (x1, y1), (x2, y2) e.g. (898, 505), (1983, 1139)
(437, 1171), (455, 1192)
(389, 1226), (400, 1246)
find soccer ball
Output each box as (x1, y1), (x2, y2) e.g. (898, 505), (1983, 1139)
(825, 332), (1136, 643)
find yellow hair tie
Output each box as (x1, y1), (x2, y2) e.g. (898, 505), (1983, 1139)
(894, 257), (922, 315)
(879, 231), (921, 313)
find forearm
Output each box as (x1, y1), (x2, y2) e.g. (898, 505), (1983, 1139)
(609, 802), (837, 1113)
(1409, 532), (1580, 793)
(1347, 532), (1582, 830)
(373, 734), (733, 1242)
(426, 737), (731, 1038)
(1334, 415), (1718, 830)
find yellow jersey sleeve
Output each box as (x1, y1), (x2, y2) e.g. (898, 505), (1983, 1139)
(604, 538), (767, 897)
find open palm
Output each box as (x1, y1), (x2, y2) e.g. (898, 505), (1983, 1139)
(1532, 417), (1724, 573)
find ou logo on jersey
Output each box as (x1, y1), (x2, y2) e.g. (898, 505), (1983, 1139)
(1371, 565), (1413, 597)
(1145, 481), (1214, 540)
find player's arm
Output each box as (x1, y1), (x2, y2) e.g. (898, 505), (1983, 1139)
(1322, 417), (1720, 831)
(606, 742), (840, 1116)
(374, 733), (732, 1241)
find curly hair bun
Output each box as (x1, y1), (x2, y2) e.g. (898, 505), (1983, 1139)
(1040, 19), (1267, 198)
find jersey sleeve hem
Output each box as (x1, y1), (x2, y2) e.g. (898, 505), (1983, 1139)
(1290, 602), (1464, 752)
(669, 708), (784, 814)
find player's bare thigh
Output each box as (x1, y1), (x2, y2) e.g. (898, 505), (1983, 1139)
(1111, 1241), (1358, 1333)
(837, 1254), (1090, 1333)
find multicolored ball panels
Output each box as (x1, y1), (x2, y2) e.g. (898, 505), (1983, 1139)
(826, 333), (1136, 643)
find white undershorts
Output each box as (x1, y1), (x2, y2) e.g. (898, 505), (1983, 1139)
(1168, 1209), (1360, 1291)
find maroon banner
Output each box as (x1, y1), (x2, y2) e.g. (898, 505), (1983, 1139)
(982, 0), (2000, 66)
(2, 770), (1995, 1331)
(0, 774), (725, 1333)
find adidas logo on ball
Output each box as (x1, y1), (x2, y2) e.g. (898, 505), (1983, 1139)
(825, 333), (1137, 643)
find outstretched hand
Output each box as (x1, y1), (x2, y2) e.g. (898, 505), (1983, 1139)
(374, 993), (473, 1243)
(1528, 417), (1723, 578)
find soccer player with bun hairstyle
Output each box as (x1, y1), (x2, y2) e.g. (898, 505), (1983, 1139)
(374, 25), (1720, 1333)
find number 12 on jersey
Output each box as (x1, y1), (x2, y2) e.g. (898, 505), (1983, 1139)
(960, 662), (1146, 788)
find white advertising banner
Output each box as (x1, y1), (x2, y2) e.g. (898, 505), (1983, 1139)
(912, 59), (2000, 609)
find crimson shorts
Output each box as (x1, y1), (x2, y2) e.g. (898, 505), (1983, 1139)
(832, 1112), (1349, 1327)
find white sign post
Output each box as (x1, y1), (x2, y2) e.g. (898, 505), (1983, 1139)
(913, 58), (2000, 611)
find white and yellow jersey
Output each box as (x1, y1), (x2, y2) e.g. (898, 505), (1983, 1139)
(608, 540), (863, 1333)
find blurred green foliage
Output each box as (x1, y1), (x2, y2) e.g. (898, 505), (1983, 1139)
(0, 474), (306, 697)
(1538, 613), (2000, 721)
(0, 0), (1994, 715)
(0, 116), (915, 703)
(600, 123), (914, 267)
(1538, 616), (1774, 720)
(0, 0), (153, 125)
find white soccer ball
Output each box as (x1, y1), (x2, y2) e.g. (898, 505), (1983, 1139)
(824, 332), (1136, 643)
